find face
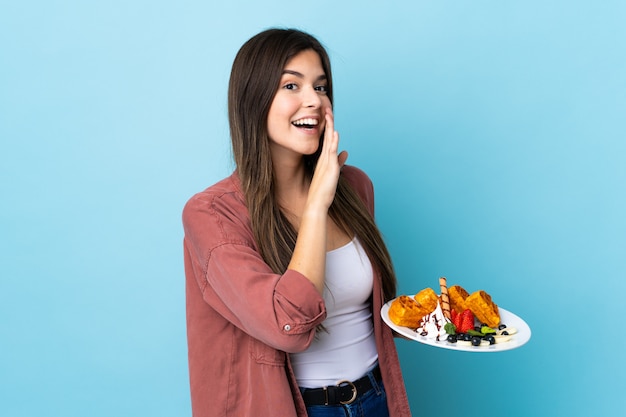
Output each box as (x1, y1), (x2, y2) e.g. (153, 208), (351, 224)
(266, 49), (331, 163)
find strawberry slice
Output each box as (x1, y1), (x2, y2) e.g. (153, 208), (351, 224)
(451, 309), (461, 331)
(459, 309), (475, 333)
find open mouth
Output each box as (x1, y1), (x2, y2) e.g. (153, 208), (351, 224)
(292, 118), (319, 130)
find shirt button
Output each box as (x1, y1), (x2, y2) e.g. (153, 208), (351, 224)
(283, 324), (291, 331)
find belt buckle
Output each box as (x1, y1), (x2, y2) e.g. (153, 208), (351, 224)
(336, 380), (357, 405)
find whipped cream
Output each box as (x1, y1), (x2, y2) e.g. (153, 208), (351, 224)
(416, 302), (450, 341)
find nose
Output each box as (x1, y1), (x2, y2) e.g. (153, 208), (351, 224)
(302, 86), (322, 108)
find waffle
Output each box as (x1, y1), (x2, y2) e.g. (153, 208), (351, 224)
(465, 290), (500, 327)
(414, 287), (438, 313)
(388, 288), (438, 328)
(448, 285), (470, 314)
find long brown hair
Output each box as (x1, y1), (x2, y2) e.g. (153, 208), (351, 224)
(228, 28), (396, 302)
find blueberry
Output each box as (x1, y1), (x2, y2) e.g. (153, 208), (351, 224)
(471, 336), (482, 346)
(501, 331), (509, 336)
(447, 334), (457, 343)
(498, 324), (507, 330)
(474, 326), (481, 332)
(485, 335), (496, 345)
(462, 333), (472, 341)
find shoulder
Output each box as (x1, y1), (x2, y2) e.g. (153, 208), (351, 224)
(341, 164), (371, 183)
(182, 173), (252, 244)
(340, 165), (375, 207)
(183, 173), (244, 215)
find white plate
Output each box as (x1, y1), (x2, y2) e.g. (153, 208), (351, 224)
(381, 297), (531, 352)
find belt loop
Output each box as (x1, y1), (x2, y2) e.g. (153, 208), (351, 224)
(323, 386), (329, 406)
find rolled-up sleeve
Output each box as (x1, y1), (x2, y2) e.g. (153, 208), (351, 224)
(274, 270), (327, 334)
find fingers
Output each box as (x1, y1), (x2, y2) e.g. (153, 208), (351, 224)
(322, 108), (337, 153)
(322, 107), (342, 157)
(324, 110), (347, 168)
(306, 108), (347, 210)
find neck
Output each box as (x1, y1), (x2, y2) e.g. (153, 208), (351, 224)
(272, 160), (310, 218)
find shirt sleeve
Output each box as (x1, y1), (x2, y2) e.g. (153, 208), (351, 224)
(182, 189), (326, 353)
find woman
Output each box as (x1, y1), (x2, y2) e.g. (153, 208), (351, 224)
(182, 28), (411, 417)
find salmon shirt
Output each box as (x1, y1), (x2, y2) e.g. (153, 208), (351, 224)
(182, 165), (412, 417)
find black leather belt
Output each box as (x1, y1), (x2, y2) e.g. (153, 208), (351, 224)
(301, 365), (381, 406)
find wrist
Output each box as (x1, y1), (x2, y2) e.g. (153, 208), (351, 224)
(301, 203), (329, 220)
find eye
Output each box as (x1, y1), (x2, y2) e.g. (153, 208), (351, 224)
(283, 83), (298, 90)
(315, 85), (328, 93)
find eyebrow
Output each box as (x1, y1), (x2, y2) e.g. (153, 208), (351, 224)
(282, 70), (327, 82)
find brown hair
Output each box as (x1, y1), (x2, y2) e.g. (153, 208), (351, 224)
(228, 28), (396, 302)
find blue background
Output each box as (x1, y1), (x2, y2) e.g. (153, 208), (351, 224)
(1, 1), (624, 416)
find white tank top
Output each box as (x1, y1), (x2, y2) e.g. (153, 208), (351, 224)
(290, 238), (378, 388)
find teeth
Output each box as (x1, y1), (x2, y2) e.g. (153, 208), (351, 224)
(292, 118), (318, 126)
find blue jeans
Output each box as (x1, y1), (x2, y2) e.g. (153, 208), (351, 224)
(300, 369), (390, 417)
